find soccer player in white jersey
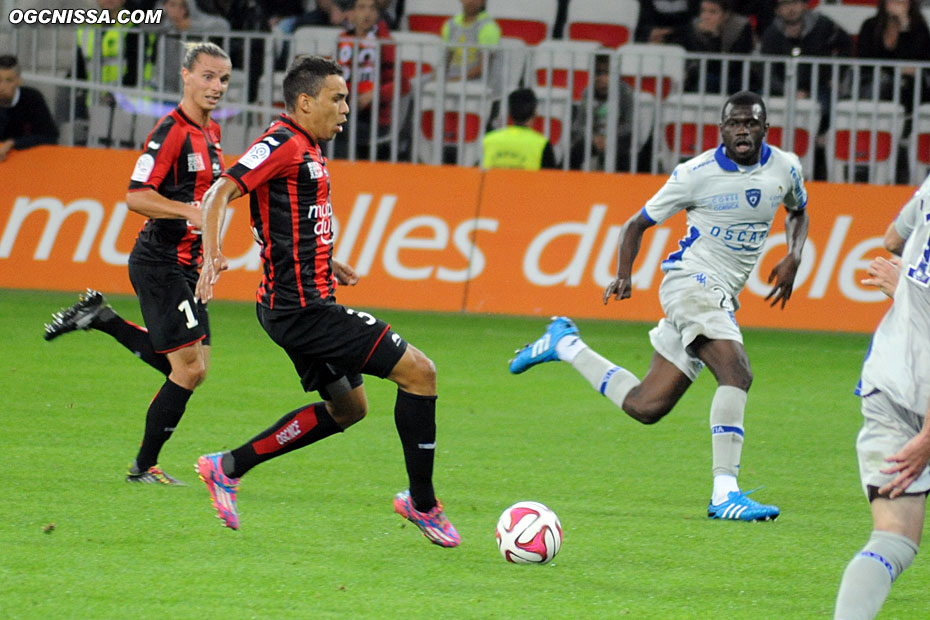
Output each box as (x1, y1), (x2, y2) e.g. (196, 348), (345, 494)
(833, 175), (930, 620)
(509, 91), (809, 522)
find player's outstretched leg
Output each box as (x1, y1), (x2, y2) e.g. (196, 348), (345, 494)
(707, 488), (779, 522)
(196, 452), (241, 530)
(43, 289), (116, 341)
(393, 489), (461, 547)
(509, 316), (580, 374)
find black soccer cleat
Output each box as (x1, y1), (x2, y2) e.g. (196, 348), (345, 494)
(43, 289), (112, 341)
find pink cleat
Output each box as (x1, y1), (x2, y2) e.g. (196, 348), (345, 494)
(196, 453), (241, 530)
(393, 490), (461, 548)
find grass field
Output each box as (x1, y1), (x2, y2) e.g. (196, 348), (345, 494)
(1, 289), (924, 619)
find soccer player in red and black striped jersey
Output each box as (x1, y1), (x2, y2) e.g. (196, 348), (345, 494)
(192, 55), (460, 547)
(43, 43), (232, 485)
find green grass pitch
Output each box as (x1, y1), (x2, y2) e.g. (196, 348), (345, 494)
(1, 289), (925, 619)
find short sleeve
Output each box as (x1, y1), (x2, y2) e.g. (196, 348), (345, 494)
(224, 131), (299, 195)
(781, 152), (808, 211)
(893, 179), (930, 241)
(642, 164), (692, 225)
(128, 116), (183, 192)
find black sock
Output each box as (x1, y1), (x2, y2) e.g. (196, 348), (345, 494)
(93, 314), (171, 376)
(228, 403), (341, 478)
(134, 379), (193, 471)
(394, 390), (437, 513)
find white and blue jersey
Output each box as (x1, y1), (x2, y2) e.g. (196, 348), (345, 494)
(859, 176), (930, 416)
(642, 143), (808, 297)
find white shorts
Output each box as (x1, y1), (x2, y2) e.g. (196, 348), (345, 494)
(857, 389), (930, 497)
(649, 270), (743, 382)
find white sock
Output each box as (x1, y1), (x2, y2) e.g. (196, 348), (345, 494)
(712, 474), (740, 506)
(834, 531), (918, 620)
(710, 385), (746, 479)
(555, 334), (586, 363)
(569, 347), (640, 410)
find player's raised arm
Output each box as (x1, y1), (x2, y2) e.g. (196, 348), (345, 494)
(195, 177), (241, 303)
(765, 207), (809, 309)
(603, 211), (654, 305)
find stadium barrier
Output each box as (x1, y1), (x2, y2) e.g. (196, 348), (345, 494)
(0, 146), (913, 333)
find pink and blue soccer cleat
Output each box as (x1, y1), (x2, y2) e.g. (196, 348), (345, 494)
(196, 453), (241, 530)
(393, 490), (461, 547)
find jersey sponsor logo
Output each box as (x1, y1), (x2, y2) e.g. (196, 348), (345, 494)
(275, 419), (302, 445)
(307, 161), (325, 179)
(130, 153), (155, 182)
(238, 142), (271, 169)
(709, 222), (769, 251)
(187, 153), (205, 172)
(309, 202), (335, 244)
(710, 193), (739, 211)
(745, 188), (761, 207)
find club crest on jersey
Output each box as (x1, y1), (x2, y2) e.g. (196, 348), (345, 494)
(307, 161), (324, 179)
(745, 188), (761, 207)
(187, 153), (205, 172)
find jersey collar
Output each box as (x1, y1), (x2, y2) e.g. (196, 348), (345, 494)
(714, 142), (772, 172)
(279, 113), (319, 147)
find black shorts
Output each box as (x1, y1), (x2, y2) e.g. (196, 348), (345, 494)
(257, 301), (408, 398)
(128, 261), (209, 353)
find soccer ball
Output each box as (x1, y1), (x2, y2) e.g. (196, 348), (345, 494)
(495, 501), (562, 564)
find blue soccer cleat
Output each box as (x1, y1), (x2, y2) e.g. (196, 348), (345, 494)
(707, 489), (779, 522)
(508, 316), (579, 375)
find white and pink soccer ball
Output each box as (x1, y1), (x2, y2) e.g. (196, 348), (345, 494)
(495, 501), (562, 564)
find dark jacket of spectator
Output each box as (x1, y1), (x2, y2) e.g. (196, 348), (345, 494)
(0, 86), (60, 150)
(634, 0), (701, 46)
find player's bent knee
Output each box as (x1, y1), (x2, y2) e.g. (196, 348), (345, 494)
(624, 394), (674, 425)
(330, 403), (367, 428)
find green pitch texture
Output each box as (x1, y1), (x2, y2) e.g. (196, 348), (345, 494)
(1, 290), (925, 619)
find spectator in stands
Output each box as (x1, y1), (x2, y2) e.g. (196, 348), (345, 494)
(856, 0), (930, 108)
(683, 0), (754, 94)
(569, 54), (636, 172)
(634, 0), (700, 46)
(73, 0), (157, 116)
(197, 0), (267, 100)
(761, 0), (852, 179)
(732, 0), (775, 43)
(374, 0), (402, 29)
(482, 88), (558, 170)
(441, 0), (501, 81)
(0, 55), (59, 162)
(335, 0), (409, 159)
(292, 0), (353, 29)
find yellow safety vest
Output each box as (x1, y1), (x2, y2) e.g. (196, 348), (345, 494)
(77, 26), (155, 85)
(482, 125), (549, 170)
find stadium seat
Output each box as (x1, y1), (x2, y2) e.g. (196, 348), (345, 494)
(828, 99), (905, 184)
(659, 93), (720, 171)
(531, 40), (600, 102)
(392, 30), (443, 83)
(764, 97), (821, 175)
(133, 114), (157, 146)
(910, 102), (930, 184)
(86, 104), (114, 148)
(617, 43), (685, 100)
(416, 80), (489, 166)
(565, 0), (639, 48)
(486, 0), (559, 45)
(110, 106), (136, 148)
(404, 0), (459, 36)
(292, 25), (342, 57)
(220, 121), (250, 156)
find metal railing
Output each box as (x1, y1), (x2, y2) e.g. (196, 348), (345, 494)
(7, 27), (930, 185)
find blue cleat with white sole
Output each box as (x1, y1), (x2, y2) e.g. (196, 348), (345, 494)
(707, 489), (779, 522)
(509, 316), (579, 374)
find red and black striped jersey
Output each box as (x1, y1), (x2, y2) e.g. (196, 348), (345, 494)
(223, 114), (335, 310)
(127, 105), (224, 267)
